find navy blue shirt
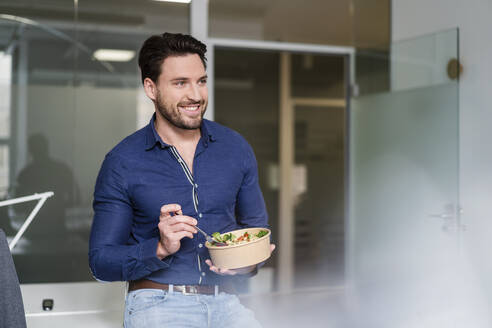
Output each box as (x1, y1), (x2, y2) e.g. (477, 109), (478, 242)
(89, 115), (268, 285)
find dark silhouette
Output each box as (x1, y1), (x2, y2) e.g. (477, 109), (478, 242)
(15, 133), (78, 240)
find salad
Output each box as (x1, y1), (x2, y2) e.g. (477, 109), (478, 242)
(210, 230), (269, 247)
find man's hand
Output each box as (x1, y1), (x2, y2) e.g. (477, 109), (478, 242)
(156, 204), (197, 259)
(205, 244), (276, 275)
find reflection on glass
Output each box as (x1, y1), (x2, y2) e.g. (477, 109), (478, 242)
(215, 49), (347, 292)
(16, 134), (78, 235)
(390, 29), (459, 92)
(291, 54), (345, 99)
(290, 53), (346, 288)
(214, 48), (279, 292)
(0, 51), (11, 138)
(77, 0), (190, 34)
(0, 146), (8, 199)
(12, 133), (82, 281)
(294, 106), (345, 288)
(0, 3), (188, 283)
(355, 29), (459, 97)
(349, 29), (464, 327)
(355, 47), (390, 96)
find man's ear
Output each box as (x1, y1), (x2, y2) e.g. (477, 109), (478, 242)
(143, 77), (157, 101)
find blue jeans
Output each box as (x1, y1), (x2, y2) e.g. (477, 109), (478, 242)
(124, 288), (262, 328)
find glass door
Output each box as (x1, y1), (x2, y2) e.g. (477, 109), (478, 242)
(214, 46), (350, 326)
(347, 29), (481, 327)
(293, 104), (345, 288)
(290, 53), (347, 289)
(214, 48), (349, 293)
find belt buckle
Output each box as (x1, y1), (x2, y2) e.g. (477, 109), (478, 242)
(181, 285), (197, 295)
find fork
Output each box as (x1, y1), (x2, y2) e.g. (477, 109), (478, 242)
(195, 226), (227, 246)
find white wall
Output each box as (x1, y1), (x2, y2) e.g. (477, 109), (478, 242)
(392, 0), (492, 317)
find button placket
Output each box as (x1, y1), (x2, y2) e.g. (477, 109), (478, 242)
(168, 146), (200, 214)
(169, 145), (207, 284)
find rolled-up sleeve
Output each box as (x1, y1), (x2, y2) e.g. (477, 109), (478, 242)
(89, 154), (171, 282)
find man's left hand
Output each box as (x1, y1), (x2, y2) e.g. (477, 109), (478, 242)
(205, 244), (276, 276)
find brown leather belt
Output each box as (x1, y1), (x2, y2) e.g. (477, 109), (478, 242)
(128, 279), (234, 295)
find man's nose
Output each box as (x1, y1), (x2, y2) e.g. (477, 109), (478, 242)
(186, 83), (201, 102)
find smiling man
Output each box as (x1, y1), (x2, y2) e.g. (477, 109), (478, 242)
(89, 33), (273, 328)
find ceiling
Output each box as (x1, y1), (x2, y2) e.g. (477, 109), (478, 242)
(0, 0), (390, 88)
(0, 0), (390, 47)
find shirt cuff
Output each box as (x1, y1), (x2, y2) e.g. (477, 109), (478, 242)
(139, 237), (173, 271)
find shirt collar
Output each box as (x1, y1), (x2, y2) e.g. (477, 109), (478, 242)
(144, 113), (216, 150)
(200, 119), (217, 146)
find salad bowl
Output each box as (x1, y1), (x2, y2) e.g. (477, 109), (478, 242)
(205, 227), (271, 269)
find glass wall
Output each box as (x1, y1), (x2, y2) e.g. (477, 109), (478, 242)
(214, 49), (280, 290)
(0, 0), (189, 283)
(348, 29), (470, 327)
(291, 54), (346, 288)
(1, 0), (391, 299)
(214, 48), (347, 292)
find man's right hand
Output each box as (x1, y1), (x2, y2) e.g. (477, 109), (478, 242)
(156, 204), (197, 259)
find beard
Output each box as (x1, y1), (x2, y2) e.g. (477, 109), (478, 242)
(155, 91), (206, 130)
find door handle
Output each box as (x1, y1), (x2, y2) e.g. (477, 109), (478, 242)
(429, 213), (454, 219)
(428, 204), (465, 232)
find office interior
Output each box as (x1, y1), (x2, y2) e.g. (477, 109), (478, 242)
(0, 0), (491, 327)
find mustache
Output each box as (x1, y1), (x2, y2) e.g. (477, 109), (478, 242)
(178, 100), (204, 106)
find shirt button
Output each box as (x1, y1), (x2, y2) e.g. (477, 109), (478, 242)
(195, 184), (198, 188)
(198, 243), (203, 248)
(199, 213), (203, 218)
(201, 272), (206, 277)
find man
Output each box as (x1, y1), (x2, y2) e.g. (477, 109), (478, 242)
(89, 33), (273, 328)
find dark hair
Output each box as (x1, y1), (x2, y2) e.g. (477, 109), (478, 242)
(138, 32), (207, 84)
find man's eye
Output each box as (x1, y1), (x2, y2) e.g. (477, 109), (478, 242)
(175, 81), (185, 86)
(199, 79), (207, 85)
